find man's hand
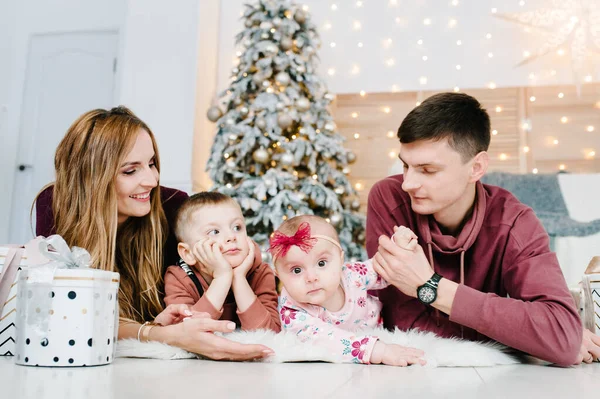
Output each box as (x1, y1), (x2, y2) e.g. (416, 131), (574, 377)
(372, 227), (434, 297)
(233, 237), (255, 280)
(577, 328), (600, 364)
(193, 237), (233, 280)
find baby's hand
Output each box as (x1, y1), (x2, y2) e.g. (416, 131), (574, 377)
(192, 237), (233, 279)
(392, 226), (419, 251)
(371, 341), (426, 367)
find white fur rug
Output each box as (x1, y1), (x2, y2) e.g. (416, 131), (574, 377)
(117, 328), (520, 367)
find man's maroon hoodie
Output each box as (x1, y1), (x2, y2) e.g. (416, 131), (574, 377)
(366, 174), (582, 366)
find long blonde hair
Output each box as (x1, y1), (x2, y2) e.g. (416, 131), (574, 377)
(45, 106), (167, 322)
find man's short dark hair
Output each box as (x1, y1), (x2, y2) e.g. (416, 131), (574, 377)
(397, 92), (490, 162)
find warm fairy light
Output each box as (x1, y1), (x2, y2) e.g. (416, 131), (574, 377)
(356, 1), (363, 6)
(266, 87), (274, 93)
(457, 40), (462, 46)
(495, 106), (502, 113)
(353, 20), (362, 30)
(226, 183), (232, 188)
(452, 0), (459, 5)
(491, 8), (497, 13)
(354, 133), (360, 139)
(448, 19), (457, 28)
(529, 73), (536, 80)
(387, 130), (395, 138)
(330, 42), (336, 48)
(417, 39), (424, 45)
(486, 33), (492, 39)
(386, 58), (396, 67)
(561, 116), (568, 123)
(419, 76), (428, 85)
(351, 112), (358, 118)
(422, 56), (428, 61)
(519, 0), (525, 6)
(558, 92), (564, 98)
(488, 82), (497, 89)
(423, 18), (432, 25)
(331, 4), (338, 11)
(389, 151), (397, 158)
(395, 17), (402, 24)
(415, 101), (421, 106)
(492, 129), (498, 135)
(456, 65), (462, 70)
(584, 75), (593, 83)
(224, 153), (230, 159)
(553, 139), (559, 145)
(355, 182), (364, 191)
(389, 0), (398, 6)
(529, 96), (536, 102)
(324, 22), (332, 30)
(351, 64), (360, 74)
(557, 49), (565, 56)
(383, 106), (391, 113)
(357, 42), (364, 48)
(312, 174), (318, 180)
(588, 150), (596, 158)
(587, 125), (595, 132)
(454, 86), (460, 92)
(328, 68), (336, 76)
(499, 153), (508, 160)
(523, 146), (530, 153)
(532, 168), (538, 174)
(359, 90), (366, 97)
(291, 135), (297, 139)
(559, 164), (566, 171)
(523, 50), (531, 58)
(488, 52), (494, 58)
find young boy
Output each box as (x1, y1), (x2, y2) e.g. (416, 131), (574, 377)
(272, 214), (425, 366)
(164, 192), (280, 332)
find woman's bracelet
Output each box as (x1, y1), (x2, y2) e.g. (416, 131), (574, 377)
(137, 321), (160, 342)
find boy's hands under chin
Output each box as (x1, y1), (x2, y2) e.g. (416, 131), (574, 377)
(232, 237), (255, 280)
(193, 237), (233, 280)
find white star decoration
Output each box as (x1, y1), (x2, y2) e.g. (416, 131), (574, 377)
(495, 0), (600, 78)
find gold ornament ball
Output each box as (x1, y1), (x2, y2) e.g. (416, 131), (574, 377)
(255, 118), (267, 130)
(244, 19), (253, 28)
(261, 33), (269, 39)
(277, 113), (293, 129)
(280, 37), (293, 51)
(252, 148), (270, 164)
(357, 232), (366, 242)
(207, 106), (223, 122)
(347, 151), (357, 164)
(296, 65), (306, 73)
(324, 121), (336, 132)
(265, 42), (278, 55)
(351, 200), (361, 210)
(342, 167), (351, 175)
(275, 71), (291, 86)
(294, 9), (307, 24)
(329, 212), (342, 227)
(240, 107), (249, 116)
(296, 97), (310, 112)
(280, 152), (295, 166)
(334, 186), (345, 195)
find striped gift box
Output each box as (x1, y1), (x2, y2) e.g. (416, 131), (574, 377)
(0, 247), (28, 356)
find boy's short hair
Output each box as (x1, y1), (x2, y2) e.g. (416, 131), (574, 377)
(276, 215), (340, 242)
(175, 191), (239, 242)
(397, 92), (491, 162)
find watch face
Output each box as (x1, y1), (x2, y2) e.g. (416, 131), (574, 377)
(418, 286), (436, 304)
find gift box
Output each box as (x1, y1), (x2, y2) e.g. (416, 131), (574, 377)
(0, 245), (30, 356)
(14, 236), (120, 367)
(581, 256), (600, 335)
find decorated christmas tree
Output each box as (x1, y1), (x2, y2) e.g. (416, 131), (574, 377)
(206, 0), (366, 261)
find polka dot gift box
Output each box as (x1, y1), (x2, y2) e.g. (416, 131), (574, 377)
(14, 236), (119, 367)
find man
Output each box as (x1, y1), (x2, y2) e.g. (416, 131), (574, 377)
(367, 92), (599, 366)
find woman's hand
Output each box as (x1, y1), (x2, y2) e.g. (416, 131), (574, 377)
(153, 303), (208, 326)
(152, 314), (274, 361)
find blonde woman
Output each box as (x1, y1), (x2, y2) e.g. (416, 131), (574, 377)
(36, 106), (273, 360)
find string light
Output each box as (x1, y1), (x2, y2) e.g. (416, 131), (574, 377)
(587, 150), (596, 158)
(423, 18), (432, 25)
(330, 42), (336, 48)
(499, 153), (508, 160)
(554, 139), (559, 145)
(584, 75), (593, 83)
(387, 130), (395, 138)
(328, 68), (336, 76)
(354, 133), (360, 139)
(353, 20), (362, 30)
(561, 116), (568, 123)
(422, 55), (428, 61)
(495, 106), (502, 113)
(532, 168), (538, 174)
(383, 106), (391, 113)
(359, 90), (366, 97)
(224, 153), (230, 159)
(312, 174), (318, 180)
(324, 22), (332, 30)
(388, 151), (397, 158)
(523, 146), (530, 153)
(456, 65), (462, 70)
(558, 92), (564, 98)
(391, 84), (400, 92)
(386, 58), (396, 67)
(226, 183), (232, 188)
(415, 101), (421, 106)
(457, 40), (462, 46)
(529, 96), (536, 102)
(486, 33), (492, 39)
(488, 82), (497, 89)
(351, 112), (358, 118)
(355, 182), (364, 191)
(448, 19), (457, 28)
(492, 129), (498, 135)
(357, 42), (364, 48)
(351, 64), (360, 74)
(302, 5), (309, 11)
(488, 52), (493, 58)
(356, 1), (363, 6)
(451, 0), (459, 6)
(389, 0), (398, 6)
(453, 86), (460, 92)
(419, 76), (428, 85)
(559, 164), (566, 171)
(519, 0), (525, 6)
(557, 49), (565, 56)
(383, 38), (393, 48)
(331, 4), (338, 11)
(587, 125), (595, 132)
(417, 39), (424, 45)
(491, 8), (497, 13)
(523, 50), (531, 58)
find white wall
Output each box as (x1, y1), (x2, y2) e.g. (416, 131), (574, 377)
(0, 0), (126, 244)
(217, 0), (599, 94)
(0, 0), (201, 243)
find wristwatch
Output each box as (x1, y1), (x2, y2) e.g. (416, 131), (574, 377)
(417, 273), (442, 305)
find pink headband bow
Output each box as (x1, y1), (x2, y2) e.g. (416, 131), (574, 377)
(269, 222), (317, 261)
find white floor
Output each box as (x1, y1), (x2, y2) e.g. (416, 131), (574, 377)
(1, 357), (599, 399)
